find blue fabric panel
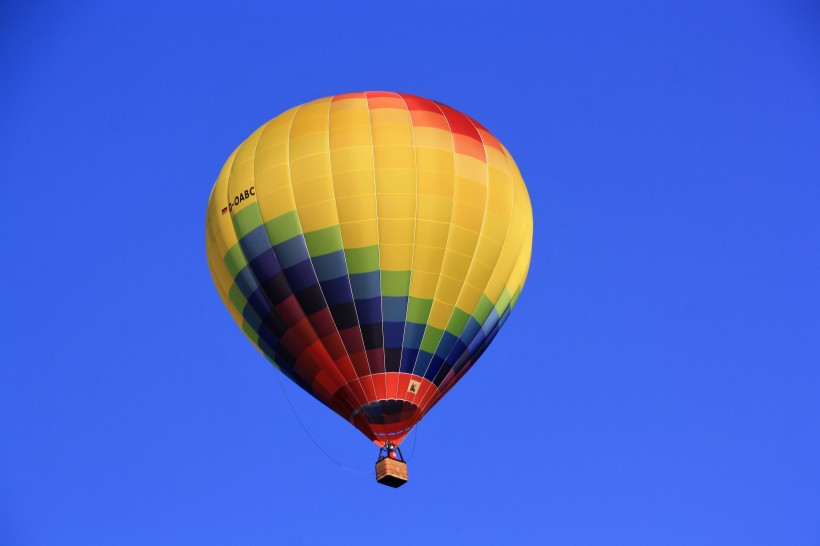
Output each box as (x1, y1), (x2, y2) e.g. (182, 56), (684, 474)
(411, 350), (434, 377)
(274, 236), (309, 269)
(435, 332), (458, 359)
(482, 307), (501, 335)
(467, 329), (487, 355)
(461, 317), (482, 345)
(349, 271), (381, 299)
(402, 323), (425, 351)
(234, 267), (261, 299)
(238, 225), (271, 261)
(311, 250), (347, 282)
(382, 296), (408, 322)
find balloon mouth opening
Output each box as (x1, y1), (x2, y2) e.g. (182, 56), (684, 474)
(350, 399), (420, 425)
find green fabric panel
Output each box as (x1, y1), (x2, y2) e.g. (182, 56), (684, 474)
(344, 245), (380, 274)
(228, 282), (247, 312)
(232, 204), (264, 238)
(406, 297), (433, 324)
(224, 244), (248, 278)
(420, 326), (444, 353)
(381, 270), (411, 297)
(474, 295), (495, 323)
(445, 307), (470, 336)
(304, 225), (343, 257)
(241, 321), (259, 343)
(265, 210), (302, 245)
(495, 287), (512, 313)
(510, 286), (522, 308)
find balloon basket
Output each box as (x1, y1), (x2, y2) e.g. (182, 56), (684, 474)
(375, 457), (408, 488)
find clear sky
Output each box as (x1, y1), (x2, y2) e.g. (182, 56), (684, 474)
(2, 1), (819, 545)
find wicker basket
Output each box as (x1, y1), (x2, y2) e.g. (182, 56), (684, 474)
(375, 458), (408, 488)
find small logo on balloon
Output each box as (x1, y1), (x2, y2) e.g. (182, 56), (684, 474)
(408, 380), (421, 394)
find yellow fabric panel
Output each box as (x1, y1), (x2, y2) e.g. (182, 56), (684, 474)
(501, 160), (534, 306)
(296, 200), (339, 233)
(374, 168), (415, 194)
(371, 102), (415, 273)
(425, 148), (488, 329)
(453, 142), (515, 314)
(379, 219), (415, 244)
(330, 147), (373, 176)
(380, 243), (414, 270)
(335, 194), (377, 223)
(409, 270), (439, 295)
(290, 100), (340, 233)
(226, 125), (265, 217)
(369, 107), (413, 128)
(413, 126), (453, 150)
(205, 150), (243, 323)
(482, 149), (531, 303)
(255, 110), (298, 222)
(339, 219), (378, 248)
(407, 120), (454, 301)
(329, 97), (378, 250)
(377, 193), (415, 218)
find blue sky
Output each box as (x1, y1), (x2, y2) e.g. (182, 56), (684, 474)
(1, 1), (819, 544)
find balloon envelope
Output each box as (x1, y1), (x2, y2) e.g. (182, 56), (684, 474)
(206, 92), (532, 446)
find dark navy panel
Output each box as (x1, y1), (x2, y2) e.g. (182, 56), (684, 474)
(254, 323), (281, 356)
(399, 348), (419, 374)
(274, 236), (310, 269)
(283, 259), (318, 292)
(320, 276), (354, 306)
(246, 288), (274, 320)
(241, 302), (264, 333)
(432, 361), (453, 386)
(349, 271), (381, 299)
(383, 321), (405, 348)
(238, 224), (271, 261)
(248, 248), (282, 282)
(446, 339), (469, 365)
(311, 250), (348, 281)
(355, 296), (382, 325)
(425, 355), (446, 382)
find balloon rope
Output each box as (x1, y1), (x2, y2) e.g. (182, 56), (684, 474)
(272, 369), (370, 476)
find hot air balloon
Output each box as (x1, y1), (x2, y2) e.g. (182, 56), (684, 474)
(205, 92), (533, 487)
